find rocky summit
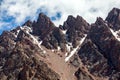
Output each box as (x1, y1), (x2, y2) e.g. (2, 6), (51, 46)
(0, 8), (120, 80)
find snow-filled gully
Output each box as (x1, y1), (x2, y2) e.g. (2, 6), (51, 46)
(65, 35), (87, 62)
(21, 26), (46, 54)
(109, 28), (120, 41)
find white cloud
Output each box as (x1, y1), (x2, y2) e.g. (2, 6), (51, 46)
(0, 0), (120, 30)
(0, 22), (13, 31)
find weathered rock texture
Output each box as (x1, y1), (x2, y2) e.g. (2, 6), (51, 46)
(0, 8), (120, 80)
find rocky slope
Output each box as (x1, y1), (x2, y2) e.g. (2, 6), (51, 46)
(0, 8), (120, 80)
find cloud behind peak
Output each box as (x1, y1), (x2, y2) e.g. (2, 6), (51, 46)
(0, 0), (120, 34)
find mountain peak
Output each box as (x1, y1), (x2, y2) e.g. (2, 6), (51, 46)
(37, 13), (51, 24)
(32, 13), (55, 37)
(94, 17), (108, 27)
(23, 20), (33, 27)
(0, 8), (120, 80)
(106, 7), (120, 30)
(62, 15), (90, 32)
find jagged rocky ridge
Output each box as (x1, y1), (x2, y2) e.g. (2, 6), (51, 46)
(0, 8), (120, 80)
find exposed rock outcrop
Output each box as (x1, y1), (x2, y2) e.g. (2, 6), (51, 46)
(106, 8), (120, 31)
(0, 8), (120, 80)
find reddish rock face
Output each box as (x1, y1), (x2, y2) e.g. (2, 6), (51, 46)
(1, 8), (120, 80)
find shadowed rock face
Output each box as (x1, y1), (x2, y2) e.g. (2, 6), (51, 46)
(77, 16), (120, 80)
(88, 17), (120, 71)
(60, 15), (90, 48)
(32, 13), (66, 50)
(32, 13), (90, 51)
(78, 38), (110, 77)
(106, 8), (120, 31)
(60, 15), (90, 33)
(75, 68), (93, 80)
(32, 13), (57, 39)
(23, 20), (33, 27)
(0, 8), (120, 80)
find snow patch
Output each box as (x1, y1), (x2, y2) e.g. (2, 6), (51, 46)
(66, 44), (71, 52)
(39, 41), (43, 45)
(20, 26), (32, 33)
(61, 30), (67, 34)
(12, 29), (20, 38)
(21, 26), (41, 47)
(66, 42), (72, 52)
(12, 26), (31, 38)
(65, 34), (87, 62)
(65, 42), (73, 56)
(43, 50), (46, 54)
(65, 46), (79, 62)
(26, 30), (45, 54)
(52, 49), (55, 52)
(109, 28), (120, 41)
(57, 46), (61, 51)
(16, 30), (20, 35)
(21, 26), (46, 54)
(65, 52), (68, 57)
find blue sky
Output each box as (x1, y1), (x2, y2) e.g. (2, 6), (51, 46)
(0, 0), (120, 34)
